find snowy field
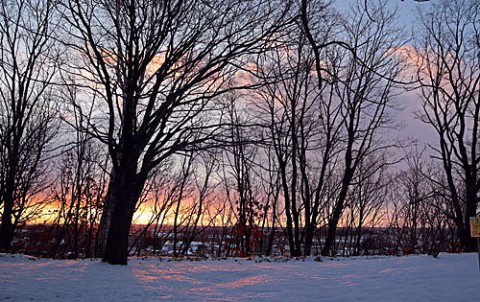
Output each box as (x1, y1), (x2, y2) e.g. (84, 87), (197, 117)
(1, 253), (479, 302)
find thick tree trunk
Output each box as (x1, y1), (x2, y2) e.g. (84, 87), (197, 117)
(102, 193), (137, 265)
(0, 200), (14, 252)
(101, 163), (146, 265)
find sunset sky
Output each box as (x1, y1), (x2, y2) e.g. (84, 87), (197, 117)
(28, 0), (441, 227)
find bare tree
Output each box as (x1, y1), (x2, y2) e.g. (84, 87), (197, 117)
(48, 81), (109, 259)
(316, 1), (406, 256)
(220, 98), (265, 256)
(416, 0), (480, 252)
(291, 0), (407, 257)
(252, 0), (405, 257)
(59, 0), (293, 264)
(258, 145), (282, 256)
(393, 149), (442, 254)
(0, 0), (58, 252)
(254, 25), (333, 257)
(345, 155), (390, 256)
(50, 138), (108, 259)
(178, 151), (219, 257)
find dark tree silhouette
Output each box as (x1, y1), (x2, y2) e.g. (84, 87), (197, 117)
(0, 0), (58, 252)
(60, 0), (294, 264)
(416, 0), (480, 252)
(300, 0), (406, 256)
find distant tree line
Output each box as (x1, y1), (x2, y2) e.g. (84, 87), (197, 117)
(0, 0), (478, 265)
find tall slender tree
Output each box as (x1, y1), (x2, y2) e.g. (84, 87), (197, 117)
(0, 0), (58, 252)
(317, 1), (405, 256)
(416, 0), (480, 252)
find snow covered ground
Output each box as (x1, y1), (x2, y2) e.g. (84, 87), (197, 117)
(1, 253), (479, 301)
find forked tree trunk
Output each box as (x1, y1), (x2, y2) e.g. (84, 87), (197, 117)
(322, 168), (354, 256)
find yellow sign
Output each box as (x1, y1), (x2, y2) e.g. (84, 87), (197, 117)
(470, 217), (480, 238)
